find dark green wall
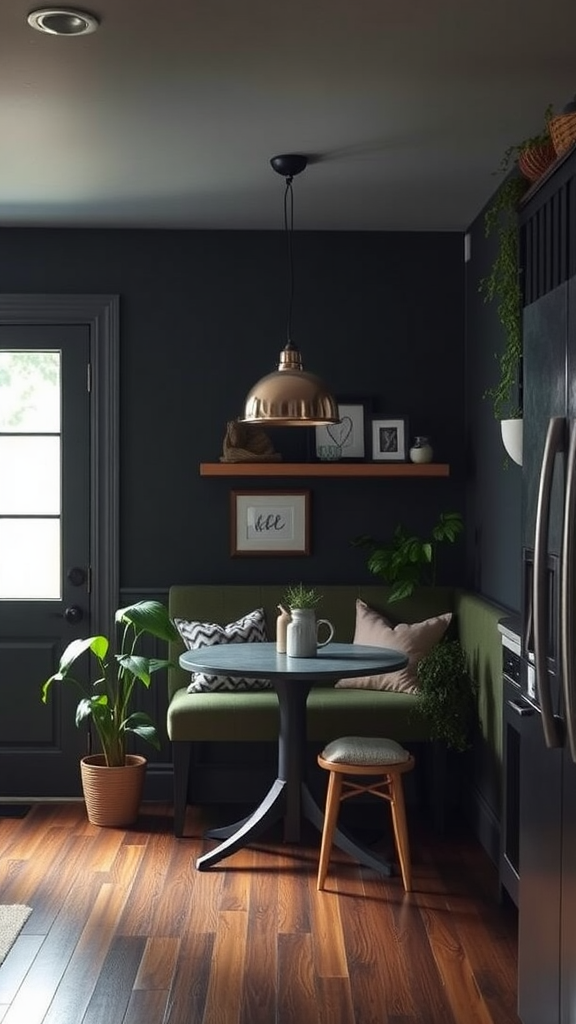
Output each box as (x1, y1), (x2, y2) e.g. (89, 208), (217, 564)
(1, 227), (466, 591)
(464, 208), (522, 614)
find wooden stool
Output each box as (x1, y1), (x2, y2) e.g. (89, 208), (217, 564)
(317, 736), (415, 892)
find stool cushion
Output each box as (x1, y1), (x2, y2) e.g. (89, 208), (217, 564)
(321, 736), (411, 766)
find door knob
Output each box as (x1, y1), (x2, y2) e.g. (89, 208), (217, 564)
(63, 605), (83, 625)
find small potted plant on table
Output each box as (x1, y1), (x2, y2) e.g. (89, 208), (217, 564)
(42, 600), (179, 826)
(282, 583), (334, 657)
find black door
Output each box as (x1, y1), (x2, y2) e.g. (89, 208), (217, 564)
(0, 325), (92, 796)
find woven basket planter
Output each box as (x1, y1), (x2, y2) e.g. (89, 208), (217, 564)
(80, 754), (146, 827)
(550, 114), (576, 157)
(517, 140), (556, 183)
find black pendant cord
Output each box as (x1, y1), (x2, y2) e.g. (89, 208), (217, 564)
(284, 174), (295, 350)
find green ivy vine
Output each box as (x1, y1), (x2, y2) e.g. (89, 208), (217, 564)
(480, 106), (553, 420)
(479, 175), (528, 420)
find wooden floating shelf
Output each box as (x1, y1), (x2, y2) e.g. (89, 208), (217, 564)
(200, 462), (450, 478)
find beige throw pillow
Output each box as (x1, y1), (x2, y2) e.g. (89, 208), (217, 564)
(335, 599), (452, 694)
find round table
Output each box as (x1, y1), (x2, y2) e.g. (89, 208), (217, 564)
(179, 641), (408, 872)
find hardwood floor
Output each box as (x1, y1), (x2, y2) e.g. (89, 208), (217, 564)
(0, 802), (520, 1024)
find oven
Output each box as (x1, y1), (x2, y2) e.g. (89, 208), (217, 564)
(500, 624), (532, 908)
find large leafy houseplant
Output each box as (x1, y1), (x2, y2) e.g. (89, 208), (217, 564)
(42, 599), (179, 767)
(413, 639), (478, 752)
(353, 511), (463, 603)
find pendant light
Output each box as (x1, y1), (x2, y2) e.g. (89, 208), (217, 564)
(241, 154), (338, 427)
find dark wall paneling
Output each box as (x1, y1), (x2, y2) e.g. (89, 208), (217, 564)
(520, 151), (576, 304)
(0, 227), (466, 594)
(565, 175), (573, 278)
(464, 204), (522, 613)
(466, 147), (576, 613)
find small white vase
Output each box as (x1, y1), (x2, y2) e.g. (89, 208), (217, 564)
(286, 608), (334, 658)
(501, 418), (523, 466)
(409, 436), (434, 464)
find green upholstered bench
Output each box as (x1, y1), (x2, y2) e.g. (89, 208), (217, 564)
(167, 584), (506, 838)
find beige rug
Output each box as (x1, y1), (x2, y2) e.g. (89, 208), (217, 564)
(0, 905), (33, 965)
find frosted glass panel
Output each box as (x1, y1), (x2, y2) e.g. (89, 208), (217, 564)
(0, 351), (60, 432)
(0, 437), (60, 514)
(0, 519), (60, 599)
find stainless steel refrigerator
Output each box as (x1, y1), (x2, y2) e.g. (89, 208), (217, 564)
(519, 278), (576, 1024)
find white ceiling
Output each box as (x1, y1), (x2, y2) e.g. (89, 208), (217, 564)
(1, 0), (575, 232)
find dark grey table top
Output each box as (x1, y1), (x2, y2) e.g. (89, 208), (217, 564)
(179, 641), (408, 682)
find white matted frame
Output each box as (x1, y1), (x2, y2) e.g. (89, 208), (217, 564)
(314, 400), (369, 460)
(231, 490), (310, 556)
(371, 417), (408, 461)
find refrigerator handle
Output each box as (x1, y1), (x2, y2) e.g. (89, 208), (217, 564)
(561, 419), (576, 762)
(534, 416), (564, 748)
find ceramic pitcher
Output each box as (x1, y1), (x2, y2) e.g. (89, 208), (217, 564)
(286, 608), (334, 658)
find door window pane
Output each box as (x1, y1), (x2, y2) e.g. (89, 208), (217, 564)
(1, 350), (62, 599)
(0, 519), (60, 599)
(0, 351), (60, 432)
(0, 437), (60, 514)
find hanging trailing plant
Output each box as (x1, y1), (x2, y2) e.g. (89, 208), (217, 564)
(480, 107), (554, 421)
(480, 174), (528, 420)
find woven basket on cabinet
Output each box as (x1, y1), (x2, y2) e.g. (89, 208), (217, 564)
(549, 114), (576, 157)
(517, 140), (556, 182)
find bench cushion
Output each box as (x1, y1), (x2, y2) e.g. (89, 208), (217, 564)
(167, 684), (430, 744)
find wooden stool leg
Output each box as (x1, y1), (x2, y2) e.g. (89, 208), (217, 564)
(317, 771), (343, 891)
(389, 772), (412, 892)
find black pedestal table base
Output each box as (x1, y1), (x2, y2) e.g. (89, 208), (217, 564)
(195, 674), (394, 876)
(196, 778), (287, 870)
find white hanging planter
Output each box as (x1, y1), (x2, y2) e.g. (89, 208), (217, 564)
(501, 417), (523, 466)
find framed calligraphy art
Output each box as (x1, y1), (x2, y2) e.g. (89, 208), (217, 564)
(230, 491), (311, 556)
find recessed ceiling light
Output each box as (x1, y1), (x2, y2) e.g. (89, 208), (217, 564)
(27, 8), (99, 35)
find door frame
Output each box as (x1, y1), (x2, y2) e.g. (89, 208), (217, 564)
(0, 294), (119, 634)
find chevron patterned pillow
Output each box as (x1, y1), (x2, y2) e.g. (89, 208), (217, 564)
(174, 608), (271, 692)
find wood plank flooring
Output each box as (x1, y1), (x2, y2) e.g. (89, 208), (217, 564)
(0, 802), (520, 1024)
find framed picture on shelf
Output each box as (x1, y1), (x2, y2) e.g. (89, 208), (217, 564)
(314, 399), (370, 461)
(371, 417), (408, 462)
(231, 490), (310, 556)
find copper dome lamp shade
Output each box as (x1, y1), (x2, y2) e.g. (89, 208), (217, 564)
(241, 154), (338, 427)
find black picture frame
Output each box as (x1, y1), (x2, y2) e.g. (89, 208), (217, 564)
(371, 417), (409, 461)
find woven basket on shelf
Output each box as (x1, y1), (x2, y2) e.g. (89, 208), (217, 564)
(549, 113), (576, 157)
(517, 140), (556, 183)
